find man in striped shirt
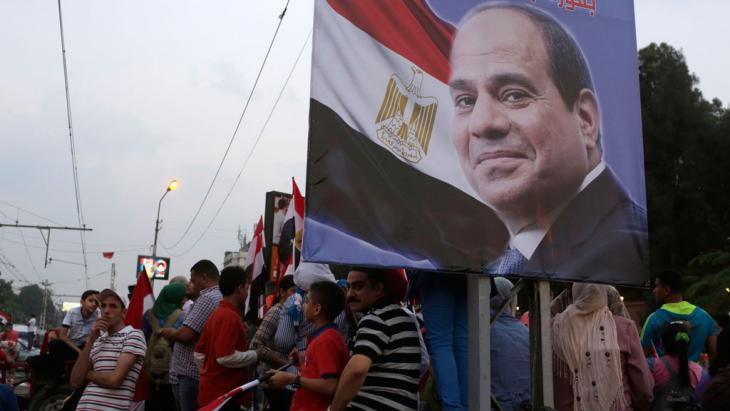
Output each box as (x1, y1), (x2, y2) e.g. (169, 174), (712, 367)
(332, 268), (421, 411)
(71, 288), (147, 410)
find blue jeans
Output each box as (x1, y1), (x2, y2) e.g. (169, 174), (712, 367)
(172, 375), (199, 411)
(420, 273), (468, 411)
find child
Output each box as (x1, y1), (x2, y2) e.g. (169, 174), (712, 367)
(268, 280), (348, 411)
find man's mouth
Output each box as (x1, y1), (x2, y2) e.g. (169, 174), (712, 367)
(476, 150), (527, 164)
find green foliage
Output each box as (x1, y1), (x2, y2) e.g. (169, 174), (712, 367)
(0, 278), (61, 328)
(684, 248), (730, 314)
(640, 43), (730, 273)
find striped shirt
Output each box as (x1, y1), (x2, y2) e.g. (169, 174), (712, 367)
(170, 285), (222, 382)
(348, 299), (421, 411)
(76, 326), (146, 410)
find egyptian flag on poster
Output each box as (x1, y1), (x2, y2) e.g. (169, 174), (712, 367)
(304, 0), (508, 273)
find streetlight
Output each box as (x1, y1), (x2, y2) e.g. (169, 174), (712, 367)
(152, 179), (179, 257)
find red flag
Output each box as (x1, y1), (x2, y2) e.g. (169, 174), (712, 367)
(124, 271), (155, 402)
(245, 216), (265, 281)
(292, 178), (305, 237)
(102, 252), (114, 259)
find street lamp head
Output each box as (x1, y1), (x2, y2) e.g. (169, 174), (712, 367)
(167, 179), (179, 192)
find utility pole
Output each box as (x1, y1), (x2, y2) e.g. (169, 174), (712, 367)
(0, 223), (92, 268)
(39, 280), (51, 330)
(110, 262), (116, 291)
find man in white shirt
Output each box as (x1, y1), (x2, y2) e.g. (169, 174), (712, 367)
(26, 314), (37, 348)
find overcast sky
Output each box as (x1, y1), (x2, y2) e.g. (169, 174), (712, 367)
(0, 0), (727, 305)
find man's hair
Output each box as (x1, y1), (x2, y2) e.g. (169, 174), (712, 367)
(81, 289), (99, 300)
(350, 266), (386, 291)
(169, 275), (189, 285)
(190, 259), (219, 281)
(309, 281), (345, 321)
(277, 197), (290, 209)
(219, 266), (248, 296)
(461, 2), (594, 110)
(656, 270), (684, 294)
(278, 274), (295, 291)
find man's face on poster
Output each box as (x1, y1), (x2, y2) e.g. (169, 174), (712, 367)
(449, 8), (600, 215)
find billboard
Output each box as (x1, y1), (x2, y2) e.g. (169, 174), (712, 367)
(304, 0), (649, 286)
(137, 255), (170, 280)
(263, 191), (292, 282)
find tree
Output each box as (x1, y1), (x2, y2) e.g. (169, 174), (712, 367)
(17, 284), (61, 328)
(640, 43), (730, 272)
(0, 277), (19, 320)
(684, 247), (730, 314)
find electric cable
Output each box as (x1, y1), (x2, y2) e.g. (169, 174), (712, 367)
(170, 30), (311, 257)
(57, 0), (89, 286)
(163, 0), (292, 250)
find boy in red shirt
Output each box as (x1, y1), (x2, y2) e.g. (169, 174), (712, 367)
(268, 280), (349, 411)
(194, 266), (257, 410)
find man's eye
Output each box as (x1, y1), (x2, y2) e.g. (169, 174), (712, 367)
(502, 90), (530, 105)
(454, 95), (475, 109)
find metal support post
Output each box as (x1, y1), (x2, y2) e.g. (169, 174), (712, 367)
(529, 280), (554, 408)
(468, 275), (491, 411)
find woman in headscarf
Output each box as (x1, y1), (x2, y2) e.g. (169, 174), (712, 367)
(142, 282), (187, 411)
(552, 283), (653, 411)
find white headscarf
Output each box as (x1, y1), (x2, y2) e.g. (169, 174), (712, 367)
(552, 283), (626, 411)
(293, 262), (335, 291)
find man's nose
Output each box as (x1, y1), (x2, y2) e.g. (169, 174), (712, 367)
(469, 96), (510, 139)
(346, 287), (355, 298)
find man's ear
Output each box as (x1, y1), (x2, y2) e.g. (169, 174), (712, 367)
(575, 88), (600, 153)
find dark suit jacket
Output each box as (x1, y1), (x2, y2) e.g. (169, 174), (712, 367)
(501, 167), (649, 287)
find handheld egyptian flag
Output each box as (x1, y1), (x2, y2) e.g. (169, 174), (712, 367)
(124, 270), (155, 402)
(278, 178), (305, 276)
(198, 363), (291, 411)
(245, 216), (266, 282)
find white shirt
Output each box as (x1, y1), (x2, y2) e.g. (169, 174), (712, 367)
(496, 162), (606, 260)
(27, 318), (37, 333)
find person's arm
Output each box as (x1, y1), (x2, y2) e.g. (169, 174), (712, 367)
(622, 319), (654, 408)
(216, 350), (258, 368)
(86, 352), (138, 388)
(331, 354), (371, 411)
(268, 371), (339, 396)
(639, 313), (657, 357)
(706, 335), (718, 361)
(70, 319), (106, 389)
(57, 326), (82, 353)
(159, 325), (197, 345)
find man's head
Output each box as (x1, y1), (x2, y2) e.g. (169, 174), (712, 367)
(278, 275), (296, 300)
(80, 290), (99, 315)
(449, 3), (601, 216)
(346, 268), (387, 313)
(97, 289), (126, 328)
(653, 270), (683, 303)
(277, 197), (290, 211)
(219, 266), (249, 308)
(305, 281), (346, 322)
(189, 259), (219, 294)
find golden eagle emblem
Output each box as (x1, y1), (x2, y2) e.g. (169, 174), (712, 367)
(375, 67), (438, 164)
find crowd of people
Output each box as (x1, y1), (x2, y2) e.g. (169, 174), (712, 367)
(4, 264), (730, 411)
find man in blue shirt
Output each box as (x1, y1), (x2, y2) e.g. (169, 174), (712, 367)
(490, 277), (530, 411)
(641, 270), (718, 362)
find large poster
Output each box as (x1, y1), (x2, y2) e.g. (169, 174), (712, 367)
(304, 0), (649, 286)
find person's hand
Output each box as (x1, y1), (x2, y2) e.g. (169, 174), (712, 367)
(266, 371), (295, 388)
(289, 347), (300, 366)
(158, 328), (175, 340)
(90, 319), (108, 341)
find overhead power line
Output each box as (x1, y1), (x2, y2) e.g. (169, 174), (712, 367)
(0, 200), (66, 226)
(163, 0), (292, 250)
(57, 0), (89, 287)
(171, 30), (311, 257)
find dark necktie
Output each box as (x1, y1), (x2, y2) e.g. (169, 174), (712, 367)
(495, 248), (528, 275)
